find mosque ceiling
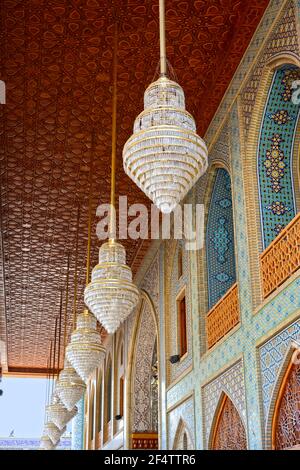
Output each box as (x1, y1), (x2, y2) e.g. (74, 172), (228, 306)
(0, 0), (269, 372)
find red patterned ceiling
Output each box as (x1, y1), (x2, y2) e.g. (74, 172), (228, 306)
(0, 0), (270, 373)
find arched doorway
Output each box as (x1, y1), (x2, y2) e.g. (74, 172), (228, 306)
(272, 361), (300, 449)
(211, 394), (247, 450)
(128, 293), (159, 449)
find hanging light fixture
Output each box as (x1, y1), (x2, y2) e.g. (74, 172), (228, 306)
(123, 0), (208, 214)
(66, 146), (106, 383)
(66, 308), (105, 382)
(46, 393), (78, 430)
(56, 254), (86, 409)
(40, 435), (54, 450)
(56, 358), (86, 411)
(84, 23), (140, 334)
(44, 421), (65, 446)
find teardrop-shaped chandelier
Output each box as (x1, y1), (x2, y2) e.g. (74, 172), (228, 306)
(44, 421), (65, 446)
(66, 308), (105, 382)
(55, 256), (86, 409)
(66, 153), (106, 382)
(56, 358), (86, 411)
(84, 24), (140, 334)
(40, 435), (54, 450)
(46, 395), (78, 430)
(123, 0), (208, 214)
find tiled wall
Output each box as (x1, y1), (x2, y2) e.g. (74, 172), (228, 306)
(80, 0), (300, 451)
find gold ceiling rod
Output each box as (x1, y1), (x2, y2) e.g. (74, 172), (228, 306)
(109, 22), (118, 243)
(56, 288), (63, 375)
(63, 253), (70, 356)
(159, 0), (167, 76)
(72, 205), (80, 330)
(86, 132), (95, 286)
(51, 317), (58, 395)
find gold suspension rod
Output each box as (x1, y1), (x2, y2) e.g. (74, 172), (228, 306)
(72, 205), (80, 330)
(56, 289), (63, 375)
(51, 317), (58, 395)
(86, 132), (95, 286)
(159, 0), (167, 76)
(63, 253), (70, 355)
(109, 23), (118, 242)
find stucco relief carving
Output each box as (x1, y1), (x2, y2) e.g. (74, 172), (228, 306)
(202, 359), (246, 448)
(141, 254), (160, 317)
(167, 395), (195, 450)
(131, 298), (158, 433)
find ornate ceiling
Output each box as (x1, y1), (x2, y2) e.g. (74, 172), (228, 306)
(0, 0), (270, 373)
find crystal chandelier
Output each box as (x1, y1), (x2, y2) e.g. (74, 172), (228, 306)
(84, 240), (140, 334)
(123, 0), (208, 214)
(40, 435), (54, 450)
(84, 26), (140, 334)
(56, 358), (86, 410)
(44, 421), (65, 446)
(66, 309), (105, 382)
(46, 393), (78, 429)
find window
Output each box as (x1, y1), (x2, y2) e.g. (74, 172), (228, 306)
(178, 294), (187, 357)
(120, 344), (123, 366)
(98, 377), (102, 433)
(119, 376), (124, 417)
(90, 386), (95, 441)
(178, 246), (183, 279)
(106, 361), (112, 423)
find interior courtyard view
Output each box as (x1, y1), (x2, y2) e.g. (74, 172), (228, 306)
(0, 0), (300, 451)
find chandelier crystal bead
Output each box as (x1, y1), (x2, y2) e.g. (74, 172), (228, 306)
(56, 359), (86, 411)
(40, 435), (54, 450)
(66, 309), (105, 382)
(46, 394), (78, 430)
(84, 240), (140, 334)
(123, 76), (208, 214)
(44, 422), (65, 446)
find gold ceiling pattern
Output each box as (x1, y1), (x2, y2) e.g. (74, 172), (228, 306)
(0, 0), (269, 373)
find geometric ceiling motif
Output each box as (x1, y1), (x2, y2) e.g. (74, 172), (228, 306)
(0, 0), (269, 373)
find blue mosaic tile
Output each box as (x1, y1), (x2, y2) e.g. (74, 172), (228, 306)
(206, 168), (236, 308)
(257, 66), (299, 248)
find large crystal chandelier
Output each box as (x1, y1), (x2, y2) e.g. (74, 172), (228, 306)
(67, 192), (106, 382)
(46, 393), (78, 429)
(123, 0), (208, 214)
(66, 309), (105, 382)
(40, 435), (54, 450)
(84, 240), (140, 334)
(84, 26), (140, 334)
(56, 358), (86, 410)
(44, 421), (65, 446)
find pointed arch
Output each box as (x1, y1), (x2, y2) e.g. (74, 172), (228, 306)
(206, 167), (236, 309)
(210, 392), (247, 450)
(239, 53), (300, 307)
(105, 355), (112, 425)
(257, 64), (300, 248)
(267, 342), (300, 449)
(126, 290), (159, 449)
(96, 368), (103, 434)
(88, 383), (95, 447)
(172, 418), (194, 450)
